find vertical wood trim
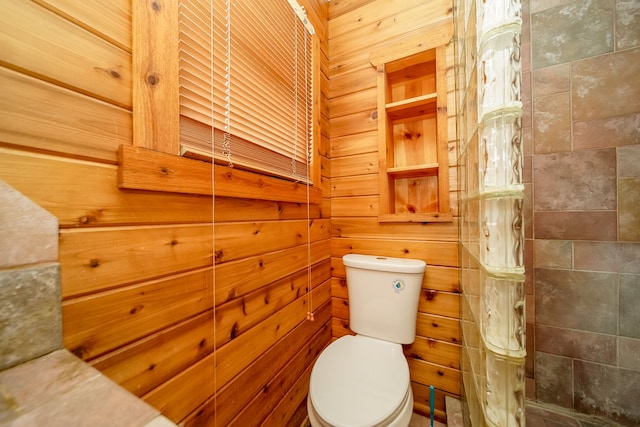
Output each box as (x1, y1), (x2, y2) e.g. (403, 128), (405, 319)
(436, 45), (450, 214)
(376, 64), (391, 216)
(311, 33), (322, 186)
(132, 0), (180, 153)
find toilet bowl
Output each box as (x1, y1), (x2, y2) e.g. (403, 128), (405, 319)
(307, 335), (414, 427)
(307, 254), (426, 427)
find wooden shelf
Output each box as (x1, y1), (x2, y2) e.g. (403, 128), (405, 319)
(387, 163), (439, 178)
(386, 93), (437, 120)
(374, 45), (451, 223)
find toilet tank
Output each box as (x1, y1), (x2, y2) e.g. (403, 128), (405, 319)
(343, 254), (426, 344)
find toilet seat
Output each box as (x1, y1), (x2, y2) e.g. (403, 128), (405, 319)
(309, 335), (411, 427)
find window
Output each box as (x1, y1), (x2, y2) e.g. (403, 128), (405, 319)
(178, 0), (317, 183)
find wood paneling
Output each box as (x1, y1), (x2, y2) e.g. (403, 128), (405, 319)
(3, 1), (332, 426)
(405, 336), (461, 370)
(329, 2), (452, 58)
(331, 217), (459, 242)
(330, 131), (378, 158)
(132, 0), (179, 153)
(0, 0), (131, 108)
(182, 301), (332, 427)
(214, 240), (330, 306)
(59, 225), (214, 298)
(119, 145), (323, 204)
(328, 0), (376, 20)
(329, 64), (377, 95)
(331, 174), (379, 197)
(329, 0), (425, 39)
(0, 67), (131, 163)
(417, 313), (461, 344)
(143, 282), (331, 421)
(215, 260), (331, 349)
(331, 195), (379, 217)
(327, 0), (459, 419)
(0, 148), (212, 227)
(90, 311), (214, 397)
(329, 87), (378, 118)
(330, 152), (379, 177)
(33, 0), (131, 52)
(63, 268), (214, 360)
(418, 290), (460, 319)
(330, 109), (378, 138)
(408, 358), (460, 396)
(412, 382), (457, 421)
(2, 0), (464, 424)
(332, 238), (459, 268)
(228, 323), (325, 426)
(214, 219), (330, 263)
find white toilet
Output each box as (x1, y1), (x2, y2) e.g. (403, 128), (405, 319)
(307, 254), (426, 427)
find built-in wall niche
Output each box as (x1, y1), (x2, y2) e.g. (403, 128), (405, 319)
(372, 45), (451, 223)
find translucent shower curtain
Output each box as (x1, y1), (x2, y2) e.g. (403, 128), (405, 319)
(455, 0), (526, 425)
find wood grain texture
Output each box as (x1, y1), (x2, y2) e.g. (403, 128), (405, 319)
(90, 311), (214, 397)
(0, 0), (131, 108)
(142, 282), (331, 422)
(331, 217), (459, 242)
(405, 337), (461, 370)
(327, 0), (460, 405)
(182, 301), (332, 427)
(132, 0), (180, 153)
(0, 67), (131, 163)
(3, 0), (465, 423)
(59, 224), (213, 298)
(329, 2), (452, 59)
(63, 268), (214, 360)
(331, 238), (459, 268)
(32, 0), (131, 52)
(119, 145), (323, 204)
(0, 148), (212, 227)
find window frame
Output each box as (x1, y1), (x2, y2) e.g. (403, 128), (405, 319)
(130, 0), (321, 190)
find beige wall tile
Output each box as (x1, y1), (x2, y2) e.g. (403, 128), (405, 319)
(617, 368), (640, 423)
(616, 0), (640, 50)
(536, 324), (617, 364)
(620, 274), (640, 338)
(618, 144), (640, 177)
(533, 93), (571, 153)
(573, 361), (619, 418)
(532, 64), (570, 98)
(572, 48), (640, 122)
(619, 178), (640, 241)
(534, 211), (617, 241)
(535, 268), (618, 333)
(574, 112), (640, 150)
(534, 239), (572, 269)
(530, 0), (577, 14)
(618, 336), (640, 370)
(531, 0), (614, 69)
(535, 352), (574, 408)
(574, 241), (640, 274)
(533, 149), (616, 211)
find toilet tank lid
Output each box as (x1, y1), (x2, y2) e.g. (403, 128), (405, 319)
(343, 254), (426, 273)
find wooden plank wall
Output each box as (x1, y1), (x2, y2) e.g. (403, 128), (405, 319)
(0, 0), (331, 425)
(327, 0), (461, 421)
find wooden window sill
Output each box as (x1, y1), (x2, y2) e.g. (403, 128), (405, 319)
(117, 145), (321, 204)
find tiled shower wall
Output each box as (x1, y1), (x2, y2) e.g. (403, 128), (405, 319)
(524, 0), (640, 424)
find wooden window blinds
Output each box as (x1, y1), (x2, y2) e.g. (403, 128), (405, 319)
(178, 0), (315, 183)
